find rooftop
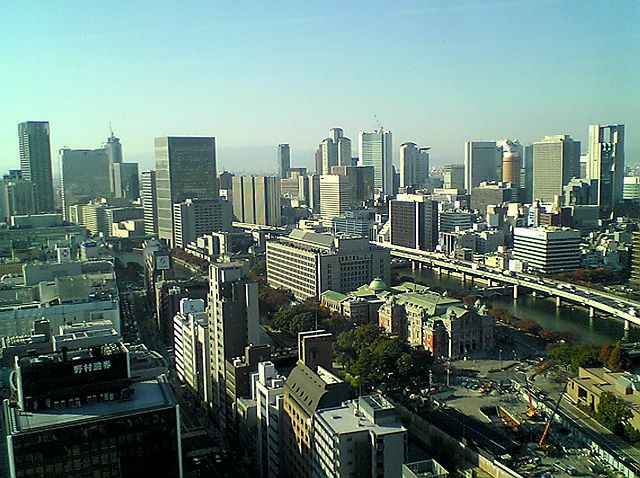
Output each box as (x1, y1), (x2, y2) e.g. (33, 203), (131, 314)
(5, 376), (176, 435)
(316, 397), (405, 437)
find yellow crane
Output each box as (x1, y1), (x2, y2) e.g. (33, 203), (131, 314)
(539, 382), (568, 450)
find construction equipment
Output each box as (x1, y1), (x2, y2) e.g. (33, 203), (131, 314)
(539, 382), (568, 450)
(522, 374), (536, 419)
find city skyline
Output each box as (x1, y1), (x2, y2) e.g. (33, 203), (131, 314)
(1, 1), (638, 172)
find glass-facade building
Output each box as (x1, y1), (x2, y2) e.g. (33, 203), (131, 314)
(155, 137), (218, 246)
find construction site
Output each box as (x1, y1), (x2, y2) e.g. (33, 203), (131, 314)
(396, 358), (637, 478)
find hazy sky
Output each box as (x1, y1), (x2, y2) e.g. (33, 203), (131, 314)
(1, 0), (638, 174)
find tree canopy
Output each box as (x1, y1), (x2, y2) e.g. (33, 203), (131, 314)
(334, 325), (432, 390)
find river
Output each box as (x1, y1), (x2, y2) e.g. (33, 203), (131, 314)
(395, 266), (640, 345)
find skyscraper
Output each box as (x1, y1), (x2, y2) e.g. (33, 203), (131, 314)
(337, 136), (352, 167)
(400, 142), (430, 189)
(499, 139), (522, 190)
(319, 174), (351, 219)
(532, 134), (580, 203)
(142, 170), (158, 236)
(389, 194), (439, 251)
(154, 137), (218, 246)
(112, 162), (140, 200)
(208, 260), (260, 410)
(587, 124), (625, 218)
(231, 176), (281, 226)
(18, 121), (55, 213)
(0, 170), (35, 222)
(464, 141), (500, 193)
(320, 138), (338, 175)
(359, 129), (393, 195)
(328, 127), (343, 142)
(105, 130), (123, 164)
(277, 143), (291, 179)
(60, 148), (112, 219)
(442, 164), (465, 190)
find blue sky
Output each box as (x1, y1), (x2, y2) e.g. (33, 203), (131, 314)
(0, 0), (638, 173)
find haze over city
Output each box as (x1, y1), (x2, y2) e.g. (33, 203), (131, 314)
(1, 0), (638, 172)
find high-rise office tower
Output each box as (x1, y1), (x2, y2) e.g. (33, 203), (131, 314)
(336, 136), (352, 167)
(154, 137), (218, 246)
(18, 121), (55, 213)
(498, 139), (522, 190)
(389, 194), (439, 251)
(532, 134), (580, 203)
(586, 124), (625, 218)
(60, 148), (112, 219)
(464, 141), (500, 193)
(400, 142), (430, 189)
(141, 170), (158, 236)
(277, 143), (291, 179)
(359, 129), (393, 195)
(112, 162), (140, 200)
(320, 138), (338, 175)
(0, 170), (35, 222)
(442, 164), (465, 190)
(331, 165), (375, 206)
(319, 174), (351, 219)
(105, 130), (123, 164)
(208, 260), (260, 410)
(231, 176), (281, 226)
(328, 127), (343, 142)
(521, 144), (534, 204)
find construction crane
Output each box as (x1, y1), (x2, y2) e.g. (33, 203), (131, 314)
(538, 382), (569, 450)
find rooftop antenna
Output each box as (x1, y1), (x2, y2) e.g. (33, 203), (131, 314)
(374, 114), (383, 133)
(109, 122), (114, 138)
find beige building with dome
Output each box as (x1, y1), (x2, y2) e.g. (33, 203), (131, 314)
(320, 279), (429, 325)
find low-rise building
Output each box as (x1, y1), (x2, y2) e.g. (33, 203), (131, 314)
(568, 367), (640, 430)
(378, 291), (495, 358)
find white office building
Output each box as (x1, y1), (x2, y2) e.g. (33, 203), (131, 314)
(312, 395), (407, 478)
(532, 134), (580, 204)
(173, 298), (211, 403)
(266, 229), (390, 300)
(319, 174), (351, 219)
(623, 176), (640, 202)
(513, 226), (581, 274)
(254, 361), (285, 478)
(359, 130), (393, 195)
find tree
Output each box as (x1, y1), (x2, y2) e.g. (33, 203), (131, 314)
(606, 342), (626, 372)
(595, 392), (633, 436)
(270, 299), (329, 335)
(599, 343), (613, 365)
(547, 343), (573, 367)
(570, 344), (601, 373)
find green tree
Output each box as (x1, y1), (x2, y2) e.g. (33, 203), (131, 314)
(570, 344), (601, 373)
(548, 343), (573, 367)
(595, 392), (633, 436)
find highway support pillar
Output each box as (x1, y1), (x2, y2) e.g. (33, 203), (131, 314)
(555, 296), (561, 308)
(589, 307), (595, 318)
(513, 285), (519, 300)
(625, 320), (631, 332)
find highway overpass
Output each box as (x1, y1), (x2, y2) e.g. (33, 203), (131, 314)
(378, 242), (640, 330)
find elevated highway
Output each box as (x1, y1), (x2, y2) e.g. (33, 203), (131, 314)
(378, 242), (640, 330)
